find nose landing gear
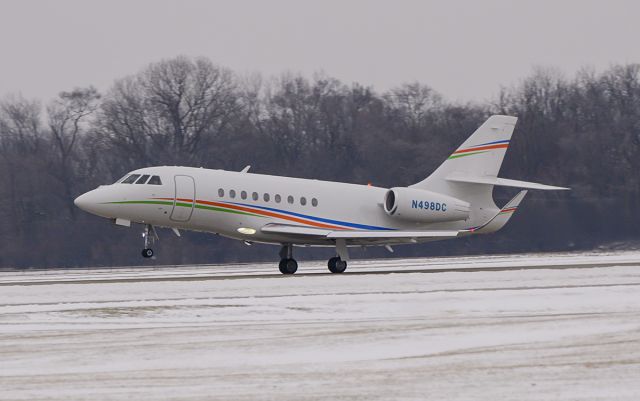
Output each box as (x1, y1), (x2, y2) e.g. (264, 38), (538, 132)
(141, 224), (158, 258)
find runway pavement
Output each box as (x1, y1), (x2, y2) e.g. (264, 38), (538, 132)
(1, 251), (640, 400)
(2, 250), (640, 285)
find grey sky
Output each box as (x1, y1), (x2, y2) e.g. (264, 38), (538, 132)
(1, 0), (638, 102)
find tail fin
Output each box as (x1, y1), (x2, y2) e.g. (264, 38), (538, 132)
(411, 115), (518, 211)
(413, 115), (517, 192)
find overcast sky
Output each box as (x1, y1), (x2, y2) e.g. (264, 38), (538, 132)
(1, 0), (638, 102)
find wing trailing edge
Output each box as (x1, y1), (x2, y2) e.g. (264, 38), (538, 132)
(260, 223), (459, 241)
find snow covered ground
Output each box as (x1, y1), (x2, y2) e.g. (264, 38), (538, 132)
(1, 252), (640, 400)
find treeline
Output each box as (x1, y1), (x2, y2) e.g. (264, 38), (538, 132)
(0, 57), (638, 267)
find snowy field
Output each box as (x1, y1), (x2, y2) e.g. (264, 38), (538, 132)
(1, 252), (640, 400)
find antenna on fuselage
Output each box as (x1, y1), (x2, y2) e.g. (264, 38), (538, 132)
(240, 165), (251, 173)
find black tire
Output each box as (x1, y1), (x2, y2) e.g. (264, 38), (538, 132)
(279, 258), (298, 274)
(328, 257), (347, 273)
(142, 248), (154, 258)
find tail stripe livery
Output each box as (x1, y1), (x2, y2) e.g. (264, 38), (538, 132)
(448, 140), (510, 159)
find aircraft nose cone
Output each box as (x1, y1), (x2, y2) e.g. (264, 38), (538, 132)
(74, 193), (90, 211)
(74, 189), (107, 216)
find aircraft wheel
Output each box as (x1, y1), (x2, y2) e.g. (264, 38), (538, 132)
(141, 248), (154, 258)
(279, 258), (298, 274)
(328, 257), (347, 273)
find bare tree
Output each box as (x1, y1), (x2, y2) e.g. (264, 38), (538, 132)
(47, 86), (101, 216)
(98, 56), (241, 166)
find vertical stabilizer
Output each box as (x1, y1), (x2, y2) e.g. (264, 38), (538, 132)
(410, 115), (518, 223)
(412, 115), (517, 192)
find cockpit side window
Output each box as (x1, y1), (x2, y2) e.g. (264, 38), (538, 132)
(135, 174), (150, 184)
(147, 175), (162, 185)
(122, 174), (141, 184)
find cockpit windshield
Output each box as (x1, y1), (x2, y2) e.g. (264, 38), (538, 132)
(122, 174), (141, 184)
(115, 175), (127, 184)
(135, 174), (150, 184)
(118, 174), (163, 185)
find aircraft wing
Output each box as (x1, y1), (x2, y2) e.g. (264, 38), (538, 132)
(260, 223), (459, 243)
(326, 230), (459, 239)
(260, 224), (332, 237)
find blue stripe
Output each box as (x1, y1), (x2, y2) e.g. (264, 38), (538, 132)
(225, 201), (394, 231)
(474, 139), (510, 146)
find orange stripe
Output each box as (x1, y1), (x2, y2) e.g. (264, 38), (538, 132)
(453, 143), (509, 154)
(157, 197), (347, 230)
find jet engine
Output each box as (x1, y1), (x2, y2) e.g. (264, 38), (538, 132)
(383, 187), (470, 223)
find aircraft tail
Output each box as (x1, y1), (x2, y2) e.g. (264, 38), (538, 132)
(411, 115), (518, 212)
(410, 115), (568, 228)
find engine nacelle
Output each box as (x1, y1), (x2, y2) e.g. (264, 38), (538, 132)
(383, 187), (470, 223)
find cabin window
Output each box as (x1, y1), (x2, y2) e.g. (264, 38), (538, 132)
(218, 188), (224, 197)
(252, 192), (259, 201)
(263, 193), (270, 202)
(241, 191), (247, 200)
(300, 197), (307, 206)
(275, 194), (281, 203)
(147, 175), (162, 185)
(122, 174), (140, 184)
(230, 189), (236, 198)
(287, 195), (294, 204)
(312, 198), (318, 207)
(135, 175), (150, 184)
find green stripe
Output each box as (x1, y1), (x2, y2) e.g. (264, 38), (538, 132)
(107, 200), (175, 206)
(104, 200), (264, 218)
(447, 151), (488, 160)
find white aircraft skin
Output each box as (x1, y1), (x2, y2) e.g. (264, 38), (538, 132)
(75, 115), (568, 274)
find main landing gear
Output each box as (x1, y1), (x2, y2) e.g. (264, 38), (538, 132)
(276, 242), (349, 275)
(278, 244), (298, 274)
(328, 239), (349, 274)
(328, 256), (347, 273)
(141, 224), (157, 258)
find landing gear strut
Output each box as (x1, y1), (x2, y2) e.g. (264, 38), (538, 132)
(328, 256), (347, 273)
(141, 224), (157, 258)
(328, 239), (349, 273)
(278, 244), (298, 274)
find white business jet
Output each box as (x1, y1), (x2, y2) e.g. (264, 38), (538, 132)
(75, 115), (568, 274)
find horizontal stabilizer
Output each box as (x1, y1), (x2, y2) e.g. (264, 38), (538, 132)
(446, 173), (569, 191)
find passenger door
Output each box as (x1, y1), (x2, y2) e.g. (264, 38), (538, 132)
(170, 175), (195, 222)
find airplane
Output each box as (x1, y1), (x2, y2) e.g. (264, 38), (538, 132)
(74, 115), (568, 274)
